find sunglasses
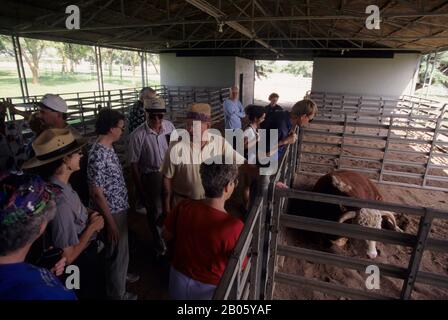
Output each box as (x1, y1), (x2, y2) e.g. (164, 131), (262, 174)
(148, 114), (164, 120)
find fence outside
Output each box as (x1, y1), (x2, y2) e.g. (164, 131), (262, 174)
(167, 86), (230, 129)
(1, 85), (229, 135)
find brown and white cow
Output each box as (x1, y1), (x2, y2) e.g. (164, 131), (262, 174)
(306, 170), (402, 259)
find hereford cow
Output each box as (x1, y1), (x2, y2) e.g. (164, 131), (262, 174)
(290, 170), (402, 259)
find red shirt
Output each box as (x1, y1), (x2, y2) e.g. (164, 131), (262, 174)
(164, 199), (244, 285)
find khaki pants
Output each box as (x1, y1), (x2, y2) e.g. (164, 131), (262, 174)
(104, 211), (129, 299)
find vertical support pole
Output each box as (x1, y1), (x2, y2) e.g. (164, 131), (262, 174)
(421, 53), (430, 96)
(249, 198), (263, 300)
(11, 36), (30, 103)
(140, 51), (146, 87)
(288, 127), (299, 186)
(119, 89), (124, 114)
(256, 174), (272, 300)
(295, 126), (304, 174)
(379, 116), (393, 183)
(95, 46), (105, 106)
(145, 52), (150, 86)
(338, 113), (348, 170)
(400, 209), (435, 299)
(108, 90), (111, 108)
(78, 98), (86, 135)
(265, 192), (282, 300)
(422, 111), (443, 187)
(425, 51), (438, 99)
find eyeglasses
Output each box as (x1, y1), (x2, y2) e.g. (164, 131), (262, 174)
(148, 114), (164, 120)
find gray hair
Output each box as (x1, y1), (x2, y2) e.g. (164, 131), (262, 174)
(139, 87), (156, 100)
(200, 161), (239, 198)
(0, 201), (56, 256)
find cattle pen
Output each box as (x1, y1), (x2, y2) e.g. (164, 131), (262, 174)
(214, 92), (448, 300)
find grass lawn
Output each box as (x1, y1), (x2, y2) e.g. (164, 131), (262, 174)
(0, 70), (160, 98)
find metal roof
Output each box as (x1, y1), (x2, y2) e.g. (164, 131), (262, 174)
(1, 0), (448, 59)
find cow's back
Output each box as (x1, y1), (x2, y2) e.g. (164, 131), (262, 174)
(329, 170), (382, 201)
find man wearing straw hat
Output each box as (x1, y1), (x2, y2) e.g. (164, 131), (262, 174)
(160, 103), (245, 217)
(129, 97), (176, 256)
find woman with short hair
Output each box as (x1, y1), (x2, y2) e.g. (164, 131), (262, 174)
(163, 159), (243, 300)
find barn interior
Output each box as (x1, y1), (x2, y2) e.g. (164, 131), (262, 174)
(1, 0), (448, 300)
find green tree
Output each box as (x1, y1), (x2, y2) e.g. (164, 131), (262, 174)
(102, 48), (117, 77)
(55, 43), (93, 74)
(148, 53), (159, 74)
(0, 36), (45, 84)
(119, 50), (140, 85)
(418, 52), (448, 88)
(255, 60), (275, 79)
(281, 61), (313, 78)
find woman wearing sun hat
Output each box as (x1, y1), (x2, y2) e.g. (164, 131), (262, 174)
(23, 128), (105, 299)
(0, 172), (77, 300)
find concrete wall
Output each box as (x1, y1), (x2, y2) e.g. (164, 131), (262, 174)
(235, 57), (255, 107)
(160, 53), (235, 87)
(160, 53), (255, 106)
(311, 53), (421, 98)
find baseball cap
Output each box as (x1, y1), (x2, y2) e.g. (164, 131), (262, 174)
(38, 94), (68, 113)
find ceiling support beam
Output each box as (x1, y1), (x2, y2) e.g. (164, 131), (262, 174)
(185, 0), (279, 55)
(375, 1), (448, 45)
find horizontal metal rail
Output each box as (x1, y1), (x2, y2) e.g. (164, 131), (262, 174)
(275, 272), (394, 300)
(276, 188), (448, 219)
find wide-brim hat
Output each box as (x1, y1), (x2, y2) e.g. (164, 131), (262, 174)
(144, 97), (166, 113)
(22, 128), (87, 169)
(186, 103), (211, 122)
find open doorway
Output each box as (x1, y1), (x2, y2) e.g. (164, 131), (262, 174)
(254, 60), (313, 109)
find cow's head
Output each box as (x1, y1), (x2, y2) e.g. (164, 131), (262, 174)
(337, 208), (402, 259)
(338, 209), (381, 259)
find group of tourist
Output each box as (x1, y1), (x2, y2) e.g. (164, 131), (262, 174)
(0, 86), (317, 300)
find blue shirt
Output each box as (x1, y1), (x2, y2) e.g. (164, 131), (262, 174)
(260, 109), (292, 158)
(223, 99), (245, 129)
(0, 263), (77, 300)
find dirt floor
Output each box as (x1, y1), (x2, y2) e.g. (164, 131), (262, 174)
(274, 155), (448, 300)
